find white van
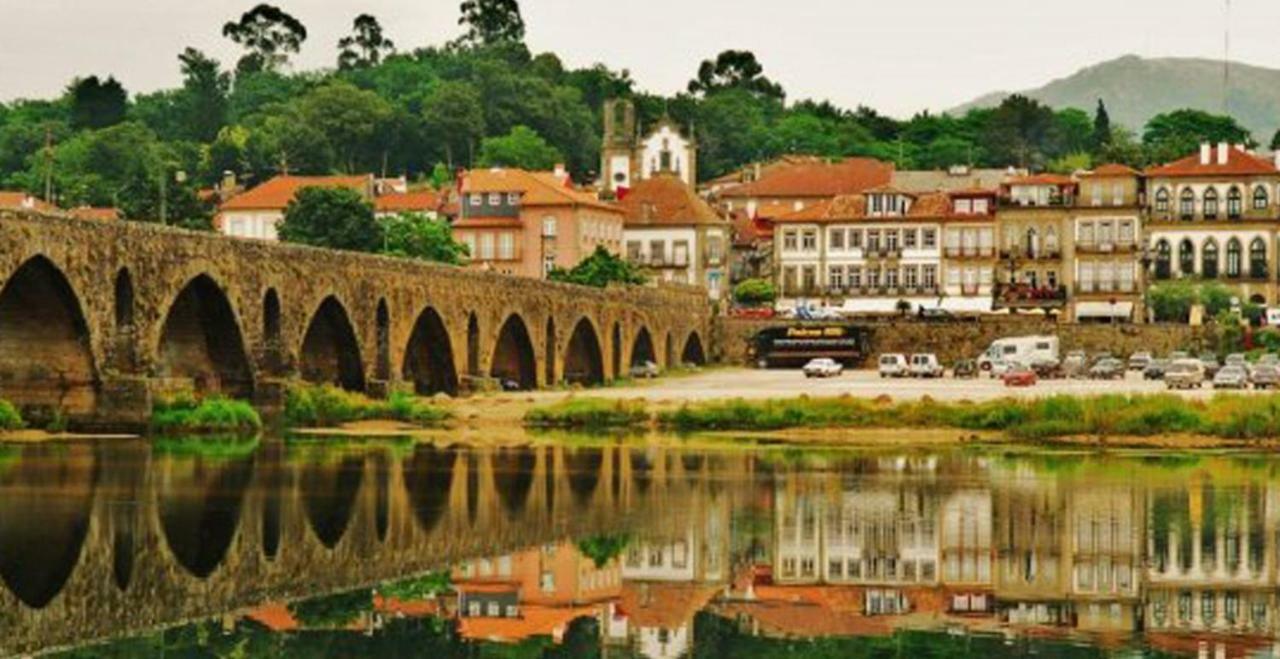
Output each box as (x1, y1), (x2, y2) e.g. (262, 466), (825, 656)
(977, 336), (1059, 372)
(878, 354), (909, 378)
(909, 354), (944, 378)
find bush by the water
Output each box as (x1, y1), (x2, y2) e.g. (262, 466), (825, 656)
(524, 398), (649, 430)
(0, 399), (23, 431)
(150, 395), (261, 435)
(285, 384), (451, 428)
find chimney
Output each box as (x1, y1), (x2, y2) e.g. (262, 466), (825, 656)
(1200, 143), (1212, 165)
(1218, 142), (1230, 166)
(553, 163), (568, 185)
(1274, 151), (1280, 171)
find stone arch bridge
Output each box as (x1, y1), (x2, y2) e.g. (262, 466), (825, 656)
(0, 212), (712, 428)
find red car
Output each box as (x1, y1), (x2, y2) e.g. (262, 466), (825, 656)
(1001, 365), (1038, 387)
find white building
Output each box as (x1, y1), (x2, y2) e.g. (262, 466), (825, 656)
(601, 100), (697, 193)
(618, 174), (730, 299)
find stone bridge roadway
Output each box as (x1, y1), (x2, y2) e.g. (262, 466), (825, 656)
(0, 440), (754, 655)
(0, 212), (712, 428)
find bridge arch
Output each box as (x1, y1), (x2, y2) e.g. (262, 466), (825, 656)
(113, 268), (134, 331)
(300, 296), (365, 392)
(490, 313), (536, 390)
(157, 274), (254, 398)
(564, 317), (604, 386)
(403, 306), (458, 396)
(631, 326), (657, 367)
(682, 330), (707, 366)
(0, 255), (99, 419)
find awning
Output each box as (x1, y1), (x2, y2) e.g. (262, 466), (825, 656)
(930, 298), (994, 314)
(1075, 301), (1135, 319)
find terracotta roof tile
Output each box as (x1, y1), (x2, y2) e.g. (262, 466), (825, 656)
(0, 191), (57, 213)
(1007, 173), (1076, 186)
(68, 206), (121, 221)
(374, 190), (440, 213)
(462, 168), (621, 214)
(1145, 148), (1279, 177)
(617, 583), (719, 629)
(1082, 163), (1140, 178)
(458, 604), (598, 644)
(219, 175), (371, 211)
(618, 175), (726, 227)
(719, 158), (894, 199)
(773, 191), (963, 224)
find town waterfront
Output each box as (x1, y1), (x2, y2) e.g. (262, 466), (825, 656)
(6, 430), (1280, 657)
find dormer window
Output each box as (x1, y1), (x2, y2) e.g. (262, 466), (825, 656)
(507, 192), (520, 205)
(488, 193), (501, 206)
(470, 193), (483, 206)
(973, 198), (989, 214)
(954, 198), (972, 214)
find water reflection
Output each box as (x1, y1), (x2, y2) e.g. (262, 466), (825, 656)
(12, 444), (1280, 657)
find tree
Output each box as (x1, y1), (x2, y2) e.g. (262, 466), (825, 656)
(1091, 99), (1112, 150)
(279, 186), (381, 252)
(687, 50), (784, 101)
(1047, 152), (1092, 175)
(338, 14), (395, 70)
(478, 125), (562, 170)
(1097, 126), (1147, 168)
(982, 95), (1056, 169)
(576, 534), (631, 568)
(549, 246), (646, 288)
(244, 110), (334, 177)
(222, 4), (308, 75)
(177, 48), (231, 142)
(381, 213), (469, 264)
(457, 0), (526, 47)
(69, 76), (127, 130)
(1269, 128), (1280, 152)
(733, 279), (776, 307)
(1143, 109), (1253, 164)
(295, 81), (394, 173)
(421, 81), (486, 169)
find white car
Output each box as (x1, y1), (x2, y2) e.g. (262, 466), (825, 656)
(988, 359), (1019, 378)
(909, 354), (944, 378)
(879, 354), (909, 378)
(803, 358), (844, 378)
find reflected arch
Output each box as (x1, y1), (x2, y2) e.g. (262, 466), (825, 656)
(494, 447), (537, 516)
(157, 452), (254, 579)
(301, 455), (365, 549)
(300, 296), (365, 392)
(403, 446), (457, 533)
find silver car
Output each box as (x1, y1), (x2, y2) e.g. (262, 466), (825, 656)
(1213, 365), (1250, 390)
(1251, 364), (1280, 390)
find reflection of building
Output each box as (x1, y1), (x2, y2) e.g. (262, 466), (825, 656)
(1068, 485), (1144, 632)
(994, 483), (1071, 626)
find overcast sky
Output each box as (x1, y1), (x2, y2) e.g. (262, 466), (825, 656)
(1, 0), (1277, 116)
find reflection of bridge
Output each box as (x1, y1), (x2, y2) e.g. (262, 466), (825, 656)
(0, 212), (711, 427)
(0, 440), (754, 655)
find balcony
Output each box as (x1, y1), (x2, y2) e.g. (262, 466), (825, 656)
(866, 246), (902, 259)
(1077, 281), (1138, 295)
(1075, 240), (1137, 254)
(993, 283), (1068, 311)
(944, 246), (996, 259)
(998, 248), (1062, 261)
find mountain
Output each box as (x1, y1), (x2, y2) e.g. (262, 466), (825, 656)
(950, 55), (1280, 143)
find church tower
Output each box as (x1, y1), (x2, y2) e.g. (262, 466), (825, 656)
(601, 99), (638, 193)
(601, 98), (699, 193)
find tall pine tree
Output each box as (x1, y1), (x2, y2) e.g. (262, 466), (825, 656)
(1091, 99), (1112, 152)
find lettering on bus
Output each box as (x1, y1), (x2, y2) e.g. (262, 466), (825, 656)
(785, 326), (847, 339)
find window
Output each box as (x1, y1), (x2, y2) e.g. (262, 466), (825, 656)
(543, 254), (556, 277)
(1251, 238), (1268, 279)
(479, 233), (496, 260)
(488, 193), (501, 206)
(1227, 238), (1242, 278)
(626, 240), (642, 261)
(1155, 187), (1170, 213)
(783, 230), (798, 251)
(1203, 188), (1220, 219)
(848, 266), (862, 289)
(1254, 185), (1270, 210)
(802, 266), (817, 292)
(1201, 240), (1218, 278)
(673, 240), (689, 266)
(1179, 188), (1195, 219)
(1112, 183), (1125, 206)
(498, 232), (515, 260)
(801, 230), (817, 251)
(903, 229), (918, 249)
(829, 228), (845, 250)
(469, 193), (483, 206)
(1119, 220), (1135, 245)
(1079, 262), (1095, 292)
(922, 265), (937, 289)
(885, 230), (900, 251)
(542, 217), (557, 237)
(1079, 222), (1095, 246)
(1228, 187), (1243, 218)
(904, 265), (919, 289)
(849, 229), (863, 249)
(866, 230), (881, 251)
(649, 240), (666, 264)
(507, 192), (520, 205)
(1155, 240), (1172, 279)
(707, 235), (724, 263)
(885, 267), (899, 288)
(541, 571), (555, 592)
(955, 198), (972, 214)
(782, 266), (798, 294)
(922, 229), (937, 249)
(1091, 184), (1102, 206)
(828, 265), (845, 291)
(866, 266), (881, 289)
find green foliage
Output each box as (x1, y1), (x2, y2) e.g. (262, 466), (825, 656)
(576, 534), (631, 568)
(284, 384), (451, 428)
(732, 278), (776, 306)
(1143, 109), (1253, 164)
(149, 394), (262, 436)
(478, 125), (562, 170)
(1047, 151), (1092, 174)
(420, 80), (487, 169)
(524, 398), (649, 430)
(69, 76), (127, 131)
(688, 50), (785, 101)
(379, 571), (452, 601)
(382, 213), (469, 264)
(549, 246), (647, 288)
(222, 3), (308, 75)
(280, 186), (381, 252)
(1199, 280), (1235, 317)
(1146, 279), (1198, 322)
(0, 399), (24, 431)
(457, 0), (526, 47)
(289, 589), (371, 629)
(338, 14), (396, 70)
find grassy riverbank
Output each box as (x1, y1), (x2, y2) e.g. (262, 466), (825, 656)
(0, 399), (23, 431)
(150, 396), (262, 435)
(525, 393), (1280, 442)
(285, 385), (450, 429)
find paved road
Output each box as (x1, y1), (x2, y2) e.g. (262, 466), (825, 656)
(531, 368), (1254, 403)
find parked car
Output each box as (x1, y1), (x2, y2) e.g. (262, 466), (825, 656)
(500, 378), (522, 392)
(1213, 364), (1250, 390)
(1030, 358), (1064, 379)
(803, 358), (844, 379)
(1199, 354), (1222, 378)
(953, 359), (979, 379)
(1143, 359), (1170, 381)
(1062, 351), (1089, 379)
(909, 353), (945, 378)
(630, 360), (661, 379)
(1165, 359), (1206, 390)
(878, 354), (909, 378)
(1089, 358), (1126, 380)
(989, 359), (1018, 378)
(1127, 352), (1152, 371)
(1225, 353), (1247, 368)
(1002, 365), (1038, 387)
(1258, 353), (1280, 368)
(919, 308), (955, 322)
(1252, 364), (1280, 389)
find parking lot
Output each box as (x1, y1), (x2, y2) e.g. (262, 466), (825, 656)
(540, 366), (1261, 404)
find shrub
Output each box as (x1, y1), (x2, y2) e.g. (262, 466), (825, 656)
(150, 395), (261, 436)
(285, 384), (450, 428)
(0, 399), (23, 431)
(733, 279), (776, 307)
(525, 398), (649, 430)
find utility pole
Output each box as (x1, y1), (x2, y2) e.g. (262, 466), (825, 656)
(43, 126), (53, 203)
(159, 167), (167, 226)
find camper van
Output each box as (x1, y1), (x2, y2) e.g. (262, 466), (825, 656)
(977, 336), (1060, 372)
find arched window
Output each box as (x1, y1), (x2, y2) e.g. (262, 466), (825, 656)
(1202, 240), (1219, 278)
(1044, 226), (1059, 253)
(1227, 187), (1243, 219)
(1155, 187), (1170, 213)
(1179, 239), (1197, 276)
(1025, 227), (1039, 257)
(1226, 238), (1243, 278)
(1203, 188), (1220, 219)
(1250, 238), (1268, 279)
(1254, 186), (1270, 210)
(1155, 240), (1172, 280)
(1179, 188), (1196, 219)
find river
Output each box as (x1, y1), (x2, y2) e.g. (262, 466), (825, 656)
(2, 432), (1278, 657)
